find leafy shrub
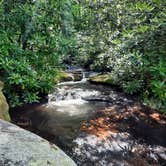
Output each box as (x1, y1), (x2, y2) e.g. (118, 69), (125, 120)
(0, 1), (75, 107)
(0, 42), (57, 107)
(73, 0), (166, 110)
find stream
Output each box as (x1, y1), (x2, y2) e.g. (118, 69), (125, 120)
(11, 70), (166, 166)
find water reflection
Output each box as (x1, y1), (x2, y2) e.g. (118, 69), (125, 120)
(11, 79), (166, 166)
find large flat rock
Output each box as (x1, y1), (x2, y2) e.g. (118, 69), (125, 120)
(0, 120), (76, 166)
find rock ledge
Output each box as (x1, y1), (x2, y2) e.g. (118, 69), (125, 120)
(0, 119), (76, 166)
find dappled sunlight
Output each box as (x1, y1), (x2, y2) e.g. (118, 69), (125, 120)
(11, 79), (166, 166)
(150, 112), (160, 120)
(80, 117), (118, 140)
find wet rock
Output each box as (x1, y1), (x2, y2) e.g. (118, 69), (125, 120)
(0, 81), (10, 121)
(55, 71), (74, 83)
(89, 74), (113, 85)
(0, 119), (76, 166)
(72, 72), (83, 81)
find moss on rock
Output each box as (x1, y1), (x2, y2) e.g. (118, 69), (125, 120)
(0, 81), (10, 121)
(54, 71), (74, 83)
(89, 74), (113, 85)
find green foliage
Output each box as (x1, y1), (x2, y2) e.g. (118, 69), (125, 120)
(72, 0), (166, 110)
(122, 80), (144, 95)
(0, 0), (76, 107)
(0, 39), (57, 106)
(150, 60), (166, 104)
(0, 0), (165, 111)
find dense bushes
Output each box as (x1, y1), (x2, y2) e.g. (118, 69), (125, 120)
(0, 0), (75, 107)
(0, 0), (165, 111)
(0, 30), (58, 107)
(73, 0), (166, 111)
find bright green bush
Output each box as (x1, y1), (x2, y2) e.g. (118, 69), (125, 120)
(73, 0), (166, 110)
(0, 0), (76, 107)
(0, 37), (57, 106)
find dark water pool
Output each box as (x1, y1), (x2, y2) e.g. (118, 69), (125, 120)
(11, 81), (166, 166)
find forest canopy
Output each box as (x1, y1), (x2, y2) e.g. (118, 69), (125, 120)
(0, 0), (165, 111)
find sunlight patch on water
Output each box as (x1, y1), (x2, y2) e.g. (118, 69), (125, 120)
(48, 99), (88, 106)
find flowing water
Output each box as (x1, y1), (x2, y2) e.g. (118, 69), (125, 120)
(11, 70), (166, 166)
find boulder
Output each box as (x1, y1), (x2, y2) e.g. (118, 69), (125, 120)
(72, 72), (82, 81)
(54, 71), (83, 83)
(89, 74), (113, 85)
(54, 71), (74, 83)
(0, 81), (10, 121)
(0, 119), (77, 166)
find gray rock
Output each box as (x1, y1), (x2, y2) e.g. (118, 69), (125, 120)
(0, 120), (77, 166)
